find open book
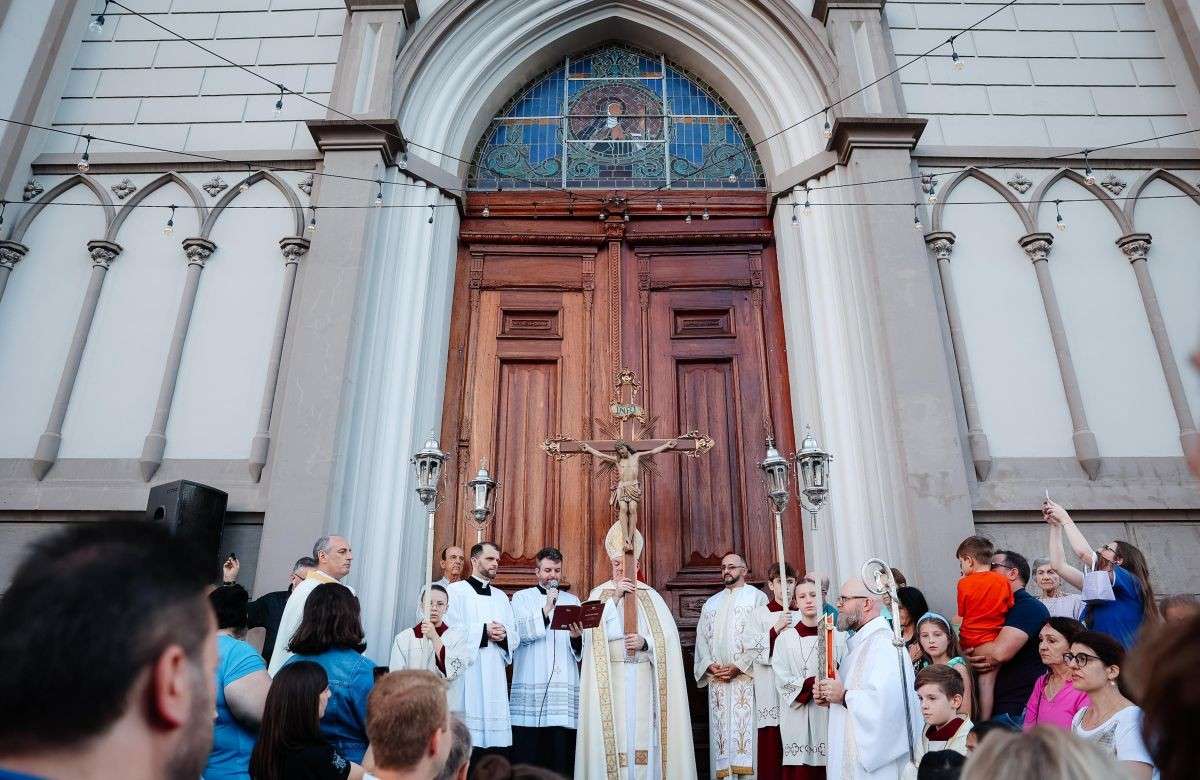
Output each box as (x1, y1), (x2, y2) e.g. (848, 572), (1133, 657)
(550, 600), (605, 630)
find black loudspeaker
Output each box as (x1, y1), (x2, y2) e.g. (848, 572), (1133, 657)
(145, 480), (228, 578)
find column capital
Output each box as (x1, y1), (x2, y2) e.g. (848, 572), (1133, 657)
(0, 239), (29, 270)
(1116, 232), (1152, 262)
(279, 236), (311, 265)
(1019, 232), (1054, 262)
(306, 118), (405, 165)
(827, 117), (927, 165)
(182, 237), (216, 268)
(924, 231), (956, 259)
(86, 239), (122, 269)
(812, 0), (885, 24)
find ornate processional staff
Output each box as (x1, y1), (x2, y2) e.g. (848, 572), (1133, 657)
(795, 430), (834, 678)
(543, 368), (714, 654)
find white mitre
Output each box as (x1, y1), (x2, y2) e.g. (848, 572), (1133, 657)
(604, 522), (644, 561)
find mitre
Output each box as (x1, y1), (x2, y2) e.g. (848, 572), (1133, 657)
(604, 521), (644, 561)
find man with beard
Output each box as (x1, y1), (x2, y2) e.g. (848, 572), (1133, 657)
(0, 521), (217, 780)
(268, 533), (355, 675)
(816, 577), (922, 780)
(445, 541), (517, 763)
(695, 553), (768, 778)
(435, 545), (466, 587)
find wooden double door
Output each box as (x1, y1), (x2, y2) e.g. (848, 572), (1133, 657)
(434, 193), (802, 756)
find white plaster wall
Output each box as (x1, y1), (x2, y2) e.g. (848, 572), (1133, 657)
(59, 183), (194, 457)
(163, 174), (291, 459)
(1135, 177), (1200, 421)
(0, 192), (101, 457)
(0, 0), (55, 120)
(942, 177), (1076, 456)
(1040, 178), (1181, 455)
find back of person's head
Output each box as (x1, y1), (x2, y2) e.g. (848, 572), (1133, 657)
(472, 754), (513, 780)
(250, 661), (328, 780)
(768, 561), (797, 581)
(288, 582), (366, 655)
(955, 535), (994, 565)
(368, 670), (450, 772)
(1159, 594), (1199, 623)
(918, 749), (965, 780)
(294, 555), (318, 571)
(432, 715), (472, 780)
(1111, 541), (1159, 620)
(962, 725), (1123, 780)
(897, 586), (930, 622)
(0, 520), (213, 758)
(210, 583), (250, 632)
(1133, 613), (1200, 780)
(967, 719), (1017, 750)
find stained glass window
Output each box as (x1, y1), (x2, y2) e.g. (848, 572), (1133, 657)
(468, 44), (765, 191)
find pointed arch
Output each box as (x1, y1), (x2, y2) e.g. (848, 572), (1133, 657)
(1029, 167), (1133, 234)
(1124, 168), (1200, 229)
(932, 167), (1034, 234)
(105, 171), (209, 242)
(8, 174), (116, 244)
(200, 169), (306, 238)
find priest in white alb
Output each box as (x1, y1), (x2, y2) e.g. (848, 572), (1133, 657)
(576, 524), (696, 780)
(268, 534), (355, 676)
(445, 541), (518, 758)
(816, 576), (922, 780)
(509, 546), (584, 775)
(695, 553), (768, 778)
(388, 584), (474, 703)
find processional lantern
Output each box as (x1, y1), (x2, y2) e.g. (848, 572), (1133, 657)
(758, 436), (793, 620)
(795, 429), (832, 524)
(465, 459), (498, 541)
(411, 438), (448, 508)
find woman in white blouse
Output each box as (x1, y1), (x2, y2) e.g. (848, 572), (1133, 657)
(1067, 630), (1155, 780)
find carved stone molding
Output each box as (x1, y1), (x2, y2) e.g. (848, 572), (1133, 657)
(298, 173), (314, 195)
(110, 178), (137, 200)
(925, 230), (954, 261)
(87, 239), (122, 269)
(826, 116), (926, 165)
(1100, 173), (1127, 196)
(1116, 232), (1151, 263)
(23, 180), (43, 201)
(1006, 172), (1032, 194)
(0, 240), (29, 270)
(182, 237), (216, 267)
(202, 176), (228, 197)
(305, 118), (406, 164)
(1019, 232), (1053, 263)
(279, 236), (310, 265)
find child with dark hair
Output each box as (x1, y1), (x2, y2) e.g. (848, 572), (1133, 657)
(905, 665), (974, 778)
(896, 586), (930, 665)
(953, 535), (1013, 720)
(916, 750), (964, 780)
(964, 719), (1017, 753)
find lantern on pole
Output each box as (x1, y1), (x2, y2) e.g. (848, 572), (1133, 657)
(465, 459), (499, 542)
(758, 436), (792, 621)
(411, 438), (447, 622)
(795, 429), (832, 524)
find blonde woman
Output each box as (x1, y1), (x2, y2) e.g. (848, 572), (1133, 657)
(962, 725), (1124, 780)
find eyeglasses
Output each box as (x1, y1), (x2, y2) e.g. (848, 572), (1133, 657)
(1062, 652), (1100, 668)
(836, 595), (870, 606)
(990, 562), (1016, 571)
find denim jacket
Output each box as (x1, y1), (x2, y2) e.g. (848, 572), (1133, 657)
(285, 647), (376, 763)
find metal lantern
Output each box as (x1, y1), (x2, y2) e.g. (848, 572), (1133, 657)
(465, 458), (498, 529)
(795, 429), (832, 514)
(758, 436), (791, 515)
(411, 438), (447, 508)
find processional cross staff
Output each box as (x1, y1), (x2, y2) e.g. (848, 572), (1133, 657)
(543, 368), (714, 655)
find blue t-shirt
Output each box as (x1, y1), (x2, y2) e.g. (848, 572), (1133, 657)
(284, 648), (376, 764)
(0, 770), (45, 779)
(1081, 565), (1145, 648)
(204, 634), (266, 780)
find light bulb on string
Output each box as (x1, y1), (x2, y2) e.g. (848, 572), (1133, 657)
(374, 181), (384, 207)
(702, 206), (710, 221)
(77, 135), (92, 172)
(950, 37), (964, 72)
(685, 204), (693, 224)
(655, 199), (663, 211)
(912, 203), (923, 232)
(1083, 150), (1096, 186)
(822, 108), (832, 139)
(273, 84), (285, 117)
(727, 172), (737, 184)
(89, 1), (109, 34)
(791, 203), (799, 225)
(926, 176), (938, 204)
(1054, 199), (1066, 231)
(163, 205), (176, 236)
(427, 205), (435, 224)
(481, 204), (490, 218)
(306, 207), (317, 233)
(803, 182), (812, 216)
(238, 165), (251, 193)
(400, 150), (409, 169)
(599, 210), (608, 221)
(624, 212), (630, 222)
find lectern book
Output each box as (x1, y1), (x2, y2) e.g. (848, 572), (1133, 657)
(550, 601), (605, 630)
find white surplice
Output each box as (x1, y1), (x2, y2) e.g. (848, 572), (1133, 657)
(826, 615), (923, 780)
(695, 584), (768, 778)
(750, 602), (800, 731)
(444, 576), (517, 748)
(773, 622), (848, 767)
(576, 580), (696, 780)
(387, 623), (474, 708)
(267, 570), (355, 676)
(510, 585), (582, 728)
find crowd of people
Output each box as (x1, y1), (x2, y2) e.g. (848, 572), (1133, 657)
(0, 493), (1197, 780)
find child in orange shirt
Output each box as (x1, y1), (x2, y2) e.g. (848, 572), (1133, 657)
(953, 535), (1014, 720)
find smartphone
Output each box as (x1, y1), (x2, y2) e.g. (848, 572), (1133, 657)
(225, 552), (238, 562)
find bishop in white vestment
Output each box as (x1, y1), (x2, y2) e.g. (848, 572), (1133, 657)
(268, 535), (355, 676)
(444, 542), (518, 751)
(818, 579), (922, 780)
(388, 584), (474, 707)
(510, 547), (584, 775)
(576, 526), (696, 780)
(695, 553), (768, 779)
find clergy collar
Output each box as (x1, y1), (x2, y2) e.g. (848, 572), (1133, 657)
(414, 622), (449, 639)
(926, 717), (965, 741)
(466, 575), (492, 594)
(307, 569), (340, 585)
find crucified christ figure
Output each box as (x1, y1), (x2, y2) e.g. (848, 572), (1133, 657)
(579, 439), (678, 552)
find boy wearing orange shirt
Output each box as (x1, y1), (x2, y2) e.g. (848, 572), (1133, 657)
(953, 535), (1013, 720)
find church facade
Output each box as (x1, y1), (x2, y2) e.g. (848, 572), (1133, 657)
(1, 0), (1198, 675)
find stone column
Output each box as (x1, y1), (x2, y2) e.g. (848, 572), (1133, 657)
(32, 240), (121, 480)
(926, 231), (992, 481)
(248, 236), (309, 482)
(139, 238), (215, 482)
(0, 239), (28, 303)
(1117, 233), (1200, 455)
(1019, 232), (1101, 479)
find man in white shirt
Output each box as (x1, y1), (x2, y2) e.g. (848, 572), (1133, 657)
(434, 545), (465, 588)
(510, 546), (584, 775)
(267, 534), (355, 676)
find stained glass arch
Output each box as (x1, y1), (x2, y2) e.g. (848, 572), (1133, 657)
(467, 43), (766, 191)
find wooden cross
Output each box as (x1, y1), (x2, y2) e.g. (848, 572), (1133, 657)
(543, 368), (714, 649)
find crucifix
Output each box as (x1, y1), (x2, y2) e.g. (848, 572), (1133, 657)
(543, 368), (714, 653)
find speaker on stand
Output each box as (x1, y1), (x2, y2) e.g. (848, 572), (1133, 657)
(145, 479), (229, 581)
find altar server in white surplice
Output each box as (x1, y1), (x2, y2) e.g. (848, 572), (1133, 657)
(695, 553), (769, 779)
(445, 541), (517, 755)
(576, 525), (696, 780)
(751, 562), (800, 779)
(509, 546), (584, 776)
(817, 577), (922, 780)
(388, 584), (474, 705)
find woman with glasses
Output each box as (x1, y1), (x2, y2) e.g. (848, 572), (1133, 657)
(1043, 500), (1158, 648)
(1067, 631), (1154, 779)
(1023, 617), (1089, 731)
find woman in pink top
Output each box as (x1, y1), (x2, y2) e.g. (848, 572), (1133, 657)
(1023, 616), (1089, 729)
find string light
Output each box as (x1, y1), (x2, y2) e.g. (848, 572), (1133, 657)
(727, 172), (737, 183)
(89, 1), (109, 34)
(400, 150), (409, 169)
(1054, 199), (1066, 231)
(306, 207), (317, 233)
(685, 204), (693, 224)
(238, 164), (251, 193)
(655, 199), (663, 211)
(481, 204), (490, 218)
(926, 175), (938, 204)
(950, 37), (964, 71)
(702, 205), (710, 221)
(162, 204), (176, 236)
(791, 203), (799, 225)
(77, 135), (92, 172)
(803, 182), (812, 215)
(374, 181), (384, 207)
(273, 84), (284, 117)
(599, 209), (607, 221)
(1083, 150), (1096, 186)
(822, 108), (832, 139)
(427, 205), (435, 224)
(623, 212), (630, 221)
(912, 203), (922, 232)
